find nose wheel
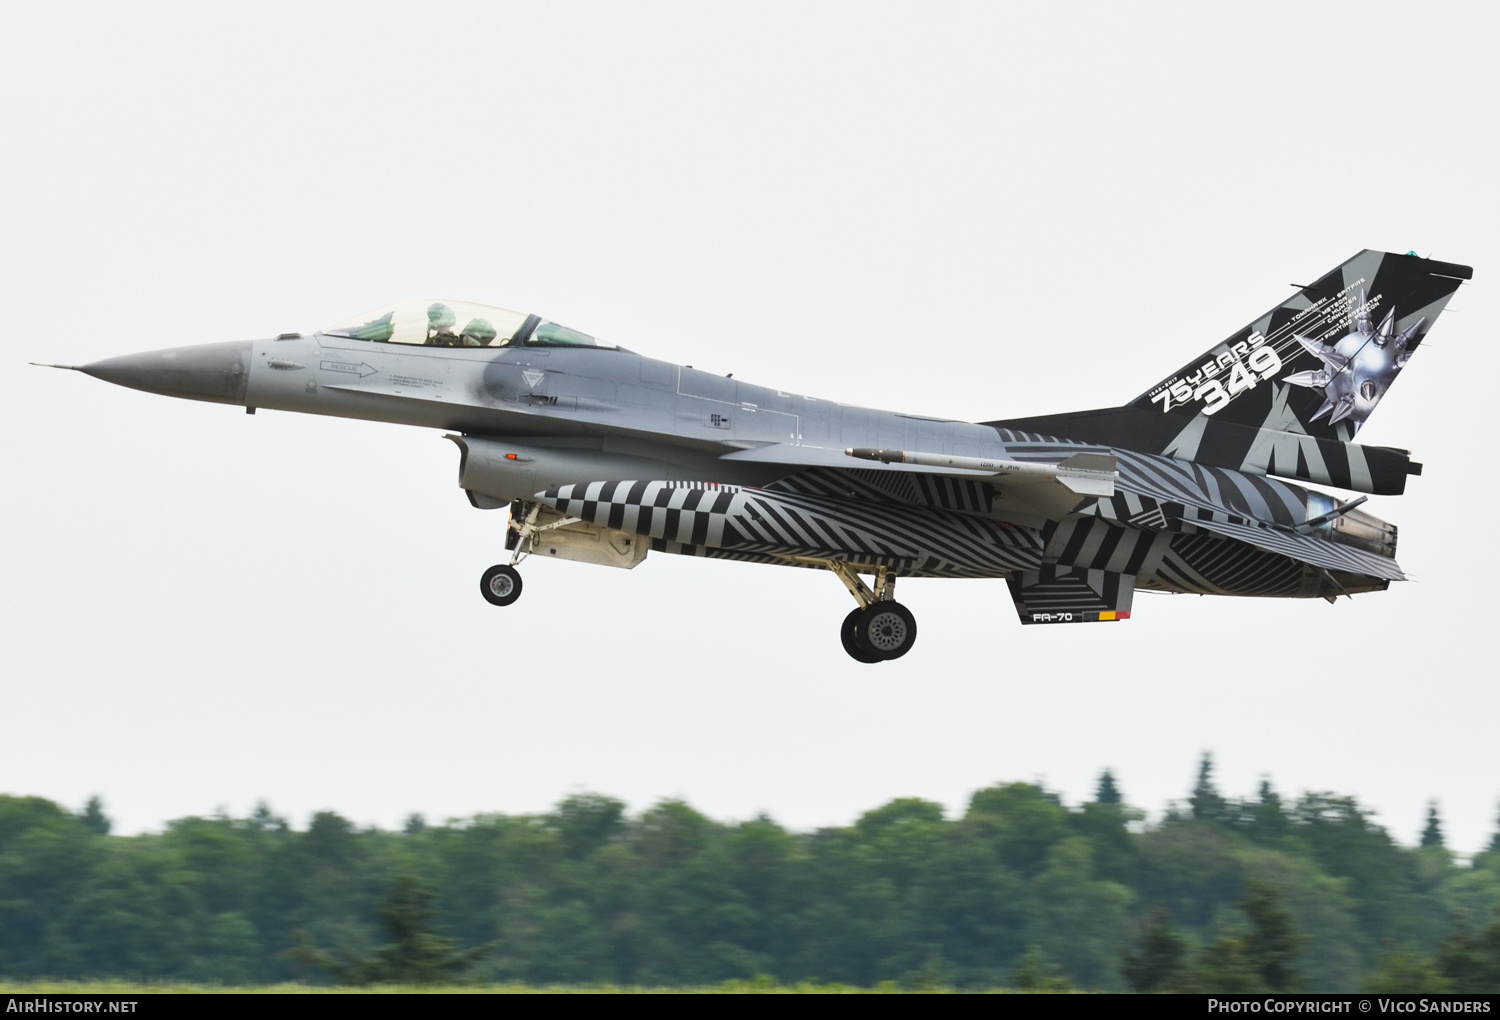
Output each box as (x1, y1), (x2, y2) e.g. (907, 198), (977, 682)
(480, 501), (585, 607)
(480, 564), (523, 606)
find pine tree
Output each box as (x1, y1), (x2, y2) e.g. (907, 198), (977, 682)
(1121, 908), (1186, 991)
(1242, 884), (1303, 992)
(1095, 769), (1122, 805)
(1189, 753), (1228, 823)
(251, 800), (288, 832)
(78, 795), (110, 836)
(1420, 801), (1444, 848)
(1433, 920), (1500, 993)
(1012, 947), (1073, 992)
(1251, 779), (1290, 841)
(1184, 937), (1265, 993)
(1488, 801), (1500, 854)
(291, 876), (491, 984)
(1176, 885), (1304, 993)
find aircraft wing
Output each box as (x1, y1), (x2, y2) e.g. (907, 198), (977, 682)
(724, 444), (1115, 524)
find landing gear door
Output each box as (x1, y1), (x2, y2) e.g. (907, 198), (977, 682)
(515, 505), (649, 569)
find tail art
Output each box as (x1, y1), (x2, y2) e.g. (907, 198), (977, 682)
(989, 251), (1470, 495)
(1129, 250), (1470, 441)
(1281, 294), (1422, 427)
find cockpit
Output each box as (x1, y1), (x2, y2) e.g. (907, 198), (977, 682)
(323, 299), (613, 350)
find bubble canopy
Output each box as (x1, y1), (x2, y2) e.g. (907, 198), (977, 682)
(323, 300), (611, 349)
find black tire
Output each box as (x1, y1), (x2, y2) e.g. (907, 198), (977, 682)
(840, 607), (883, 664)
(480, 564), (523, 607)
(855, 601), (917, 660)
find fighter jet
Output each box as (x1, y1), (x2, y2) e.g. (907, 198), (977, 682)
(36, 250), (1470, 662)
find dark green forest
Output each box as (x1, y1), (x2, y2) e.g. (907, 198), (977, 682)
(1, 757), (1497, 991)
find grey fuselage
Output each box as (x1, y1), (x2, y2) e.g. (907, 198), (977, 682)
(77, 331), (1398, 602)
(246, 333), (1004, 474)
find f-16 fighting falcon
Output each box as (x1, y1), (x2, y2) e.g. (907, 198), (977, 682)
(36, 250), (1470, 662)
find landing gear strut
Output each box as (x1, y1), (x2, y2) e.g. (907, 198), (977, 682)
(478, 500), (581, 608)
(824, 561), (917, 663)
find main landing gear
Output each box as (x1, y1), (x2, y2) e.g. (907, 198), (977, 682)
(826, 562), (917, 663)
(478, 501), (580, 609)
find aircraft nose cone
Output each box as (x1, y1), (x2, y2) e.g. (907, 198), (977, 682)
(80, 340), (252, 405)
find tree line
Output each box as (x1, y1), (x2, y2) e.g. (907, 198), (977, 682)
(0, 756), (1496, 990)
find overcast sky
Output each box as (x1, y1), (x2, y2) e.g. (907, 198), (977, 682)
(3, 1), (1498, 853)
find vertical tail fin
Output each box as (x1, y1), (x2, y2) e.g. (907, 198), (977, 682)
(1129, 251), (1470, 443)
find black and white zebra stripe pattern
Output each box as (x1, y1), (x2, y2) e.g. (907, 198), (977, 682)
(770, 468), (998, 515)
(981, 437), (1404, 580)
(1009, 565), (1135, 617)
(1144, 533), (1310, 597)
(537, 426), (1404, 592)
(1040, 517), (1172, 577)
(540, 480), (1044, 577)
(989, 434), (1312, 525)
(759, 443), (1397, 579)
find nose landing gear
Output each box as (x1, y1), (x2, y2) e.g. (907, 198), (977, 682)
(478, 500), (581, 608)
(480, 564), (522, 606)
(824, 561), (917, 663)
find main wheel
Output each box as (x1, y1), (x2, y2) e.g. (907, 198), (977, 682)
(840, 607), (883, 663)
(855, 601), (917, 660)
(480, 564), (523, 606)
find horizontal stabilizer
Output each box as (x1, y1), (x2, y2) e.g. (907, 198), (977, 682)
(1008, 566), (1135, 625)
(1189, 516), (1405, 582)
